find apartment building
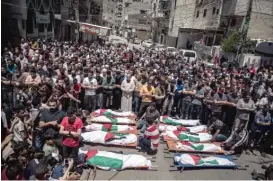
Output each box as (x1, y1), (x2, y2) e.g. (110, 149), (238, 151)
(102, 0), (153, 40)
(167, 0), (273, 48)
(152, 0), (172, 44)
(2, 0), (56, 42)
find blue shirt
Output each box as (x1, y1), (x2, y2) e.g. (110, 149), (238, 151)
(254, 111), (271, 132)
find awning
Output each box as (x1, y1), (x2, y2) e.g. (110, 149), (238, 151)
(67, 20), (110, 36)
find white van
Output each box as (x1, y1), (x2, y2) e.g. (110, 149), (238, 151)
(179, 49), (197, 62)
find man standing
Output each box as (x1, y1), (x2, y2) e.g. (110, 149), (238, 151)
(38, 99), (66, 150)
(102, 70), (115, 108)
(82, 70), (97, 112)
(95, 69), (104, 109)
(247, 105), (271, 154)
(138, 80), (155, 119)
(121, 73), (135, 112)
(112, 70), (123, 110)
(59, 106), (83, 164)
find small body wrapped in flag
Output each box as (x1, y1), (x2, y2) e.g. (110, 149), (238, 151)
(176, 141), (222, 152)
(83, 150), (152, 170)
(159, 124), (207, 133)
(174, 154), (235, 166)
(93, 109), (135, 118)
(81, 130), (137, 145)
(85, 123), (133, 132)
(165, 131), (212, 142)
(160, 116), (200, 126)
(91, 116), (134, 124)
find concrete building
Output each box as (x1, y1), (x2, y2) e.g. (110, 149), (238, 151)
(2, 0), (56, 43)
(102, 0), (153, 40)
(60, 0), (103, 41)
(152, 0), (172, 44)
(167, 0), (273, 49)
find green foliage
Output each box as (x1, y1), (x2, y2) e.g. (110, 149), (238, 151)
(221, 32), (241, 53)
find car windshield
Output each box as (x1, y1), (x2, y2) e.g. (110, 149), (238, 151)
(168, 48), (176, 52)
(184, 52), (196, 57)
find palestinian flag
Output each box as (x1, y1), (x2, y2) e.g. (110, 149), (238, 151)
(160, 116), (199, 126)
(174, 154), (235, 166)
(96, 109), (112, 117)
(92, 116), (133, 125)
(177, 142), (222, 152)
(167, 131), (212, 142)
(86, 150), (123, 170)
(104, 132), (127, 142)
(180, 141), (204, 151)
(85, 124), (118, 132)
(85, 150), (152, 170)
(94, 109), (134, 118)
(174, 131), (201, 142)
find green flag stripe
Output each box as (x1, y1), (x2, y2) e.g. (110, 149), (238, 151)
(101, 126), (108, 131)
(163, 118), (181, 126)
(189, 144), (204, 151)
(87, 156), (123, 169)
(197, 159), (219, 165)
(108, 117), (118, 124)
(111, 125), (118, 132)
(178, 134), (200, 142)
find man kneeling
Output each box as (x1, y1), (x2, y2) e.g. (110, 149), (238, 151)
(138, 119), (159, 155)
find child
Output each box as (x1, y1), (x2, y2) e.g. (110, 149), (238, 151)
(43, 134), (59, 157)
(138, 119), (159, 155)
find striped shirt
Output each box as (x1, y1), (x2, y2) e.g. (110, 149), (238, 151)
(144, 125), (160, 150)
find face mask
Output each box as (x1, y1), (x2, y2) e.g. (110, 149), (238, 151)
(50, 107), (58, 113)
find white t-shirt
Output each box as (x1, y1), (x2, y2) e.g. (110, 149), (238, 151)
(83, 77), (98, 96)
(12, 118), (25, 142)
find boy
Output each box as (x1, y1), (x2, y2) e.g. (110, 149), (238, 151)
(138, 119), (159, 155)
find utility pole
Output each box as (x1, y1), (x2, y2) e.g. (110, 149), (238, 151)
(240, 0), (253, 54)
(75, 0), (80, 43)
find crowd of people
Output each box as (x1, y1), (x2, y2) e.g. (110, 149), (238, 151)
(1, 37), (273, 180)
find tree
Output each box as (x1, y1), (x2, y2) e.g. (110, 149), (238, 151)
(221, 32), (241, 53)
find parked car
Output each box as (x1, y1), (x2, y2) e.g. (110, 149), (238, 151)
(179, 49), (197, 62)
(167, 47), (178, 54)
(142, 39), (153, 48)
(133, 38), (142, 45)
(152, 43), (166, 51)
(108, 35), (128, 45)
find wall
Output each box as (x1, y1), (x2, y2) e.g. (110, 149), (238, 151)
(168, 0), (196, 37)
(192, 0), (222, 30)
(166, 35), (177, 47)
(248, 0), (273, 40)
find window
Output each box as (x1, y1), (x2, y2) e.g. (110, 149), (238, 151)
(203, 9), (207, 17)
(139, 19), (147, 24)
(212, 7), (216, 14)
(140, 10), (147, 14)
(216, 9), (219, 14)
(196, 10), (199, 18)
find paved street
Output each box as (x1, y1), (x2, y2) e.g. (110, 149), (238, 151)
(81, 141), (273, 180)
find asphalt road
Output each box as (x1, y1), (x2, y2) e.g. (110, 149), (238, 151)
(80, 141), (273, 180)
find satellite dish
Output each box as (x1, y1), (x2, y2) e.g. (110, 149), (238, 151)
(255, 41), (273, 57)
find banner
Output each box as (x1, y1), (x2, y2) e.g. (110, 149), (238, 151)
(36, 12), (50, 24)
(79, 24), (109, 36)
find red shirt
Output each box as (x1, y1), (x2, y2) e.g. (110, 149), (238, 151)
(61, 117), (83, 147)
(73, 83), (81, 98)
